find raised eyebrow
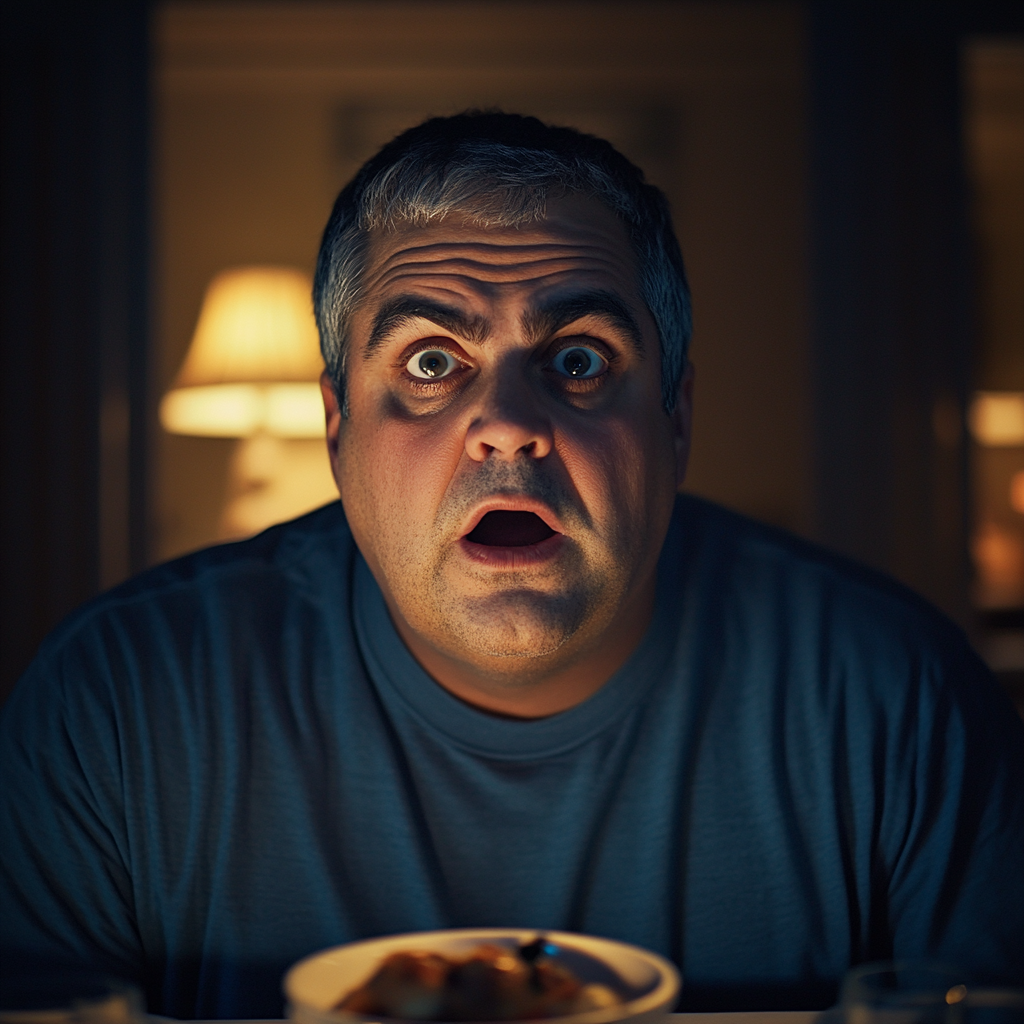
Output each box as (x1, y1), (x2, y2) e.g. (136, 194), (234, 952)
(522, 290), (645, 356)
(364, 296), (490, 358)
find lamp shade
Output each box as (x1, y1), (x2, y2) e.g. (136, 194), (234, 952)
(161, 266), (326, 438)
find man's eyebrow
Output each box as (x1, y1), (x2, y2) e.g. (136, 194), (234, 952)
(522, 291), (645, 355)
(364, 297), (490, 357)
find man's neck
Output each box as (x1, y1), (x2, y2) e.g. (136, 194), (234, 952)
(384, 580), (657, 719)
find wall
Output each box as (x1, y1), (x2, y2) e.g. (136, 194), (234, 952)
(1, 0), (150, 700)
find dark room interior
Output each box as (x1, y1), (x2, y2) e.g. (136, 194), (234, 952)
(2, 0), (1022, 708)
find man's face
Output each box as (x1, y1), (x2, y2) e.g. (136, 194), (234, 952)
(324, 195), (692, 691)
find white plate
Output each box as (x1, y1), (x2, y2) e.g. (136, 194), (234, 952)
(284, 928), (681, 1024)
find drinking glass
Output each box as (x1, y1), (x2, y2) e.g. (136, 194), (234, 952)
(842, 963), (1024, 1024)
(0, 974), (144, 1024)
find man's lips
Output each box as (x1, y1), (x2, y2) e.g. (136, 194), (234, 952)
(460, 498), (564, 540)
(458, 500), (566, 568)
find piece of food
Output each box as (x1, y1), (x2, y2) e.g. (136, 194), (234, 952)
(335, 940), (623, 1021)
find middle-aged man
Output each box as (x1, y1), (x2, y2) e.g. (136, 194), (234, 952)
(2, 112), (1023, 1019)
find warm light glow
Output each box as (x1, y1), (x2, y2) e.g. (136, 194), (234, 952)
(163, 266), (324, 437)
(970, 392), (1024, 446)
(218, 435), (339, 540)
(264, 383), (327, 436)
(1012, 470), (1024, 516)
(972, 520), (1024, 608)
(159, 382), (325, 438)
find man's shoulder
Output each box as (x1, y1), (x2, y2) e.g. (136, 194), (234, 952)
(672, 492), (969, 655)
(2, 501), (362, 785)
(36, 500), (355, 663)
(669, 493), (1024, 740)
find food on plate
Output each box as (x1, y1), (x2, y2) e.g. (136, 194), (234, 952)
(335, 939), (623, 1021)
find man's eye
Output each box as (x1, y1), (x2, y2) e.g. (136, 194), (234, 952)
(550, 346), (607, 379)
(406, 349), (460, 379)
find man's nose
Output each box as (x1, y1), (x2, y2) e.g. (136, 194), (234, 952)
(464, 372), (553, 462)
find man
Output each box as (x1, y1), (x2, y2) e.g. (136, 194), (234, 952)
(2, 112), (1022, 1019)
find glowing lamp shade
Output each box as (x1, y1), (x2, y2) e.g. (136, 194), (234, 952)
(160, 267), (325, 438)
(969, 392), (1024, 447)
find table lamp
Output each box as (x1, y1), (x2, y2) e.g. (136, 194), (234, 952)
(160, 266), (325, 438)
(161, 266), (338, 539)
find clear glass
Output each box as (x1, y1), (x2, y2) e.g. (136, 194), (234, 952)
(842, 963), (1024, 1024)
(0, 974), (144, 1024)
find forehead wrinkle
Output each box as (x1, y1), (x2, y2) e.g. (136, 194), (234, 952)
(521, 290), (646, 355)
(365, 296), (490, 358)
(375, 254), (623, 288)
(372, 239), (630, 279)
(375, 237), (617, 262)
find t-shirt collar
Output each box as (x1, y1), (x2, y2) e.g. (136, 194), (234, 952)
(352, 546), (678, 760)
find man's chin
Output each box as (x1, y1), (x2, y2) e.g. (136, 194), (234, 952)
(438, 588), (593, 662)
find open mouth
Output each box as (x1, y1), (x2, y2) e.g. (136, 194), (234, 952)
(465, 510), (558, 547)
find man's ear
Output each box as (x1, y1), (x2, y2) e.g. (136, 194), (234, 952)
(321, 370), (344, 491)
(671, 360), (695, 490)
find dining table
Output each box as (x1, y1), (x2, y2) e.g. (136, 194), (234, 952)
(183, 1014), (827, 1024)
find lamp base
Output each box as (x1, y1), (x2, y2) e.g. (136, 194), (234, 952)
(218, 433), (339, 540)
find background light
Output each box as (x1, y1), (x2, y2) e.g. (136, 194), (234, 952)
(970, 392), (1024, 447)
(160, 266), (338, 542)
(160, 267), (325, 438)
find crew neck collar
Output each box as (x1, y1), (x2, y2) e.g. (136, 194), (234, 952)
(352, 537), (680, 761)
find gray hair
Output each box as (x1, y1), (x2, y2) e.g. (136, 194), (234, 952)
(313, 112), (692, 412)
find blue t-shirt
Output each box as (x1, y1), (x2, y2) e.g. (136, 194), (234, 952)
(2, 496), (1022, 1018)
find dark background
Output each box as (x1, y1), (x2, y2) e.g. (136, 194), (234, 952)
(2, 0), (1022, 702)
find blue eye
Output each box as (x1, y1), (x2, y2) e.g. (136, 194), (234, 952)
(551, 346), (607, 379)
(407, 349), (459, 379)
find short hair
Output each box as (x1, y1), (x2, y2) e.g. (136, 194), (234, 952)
(313, 110), (692, 412)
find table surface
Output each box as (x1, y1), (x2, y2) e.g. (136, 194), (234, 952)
(671, 1014), (821, 1024)
(183, 1015), (824, 1024)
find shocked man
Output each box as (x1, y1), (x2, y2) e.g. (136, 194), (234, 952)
(2, 112), (1022, 1019)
